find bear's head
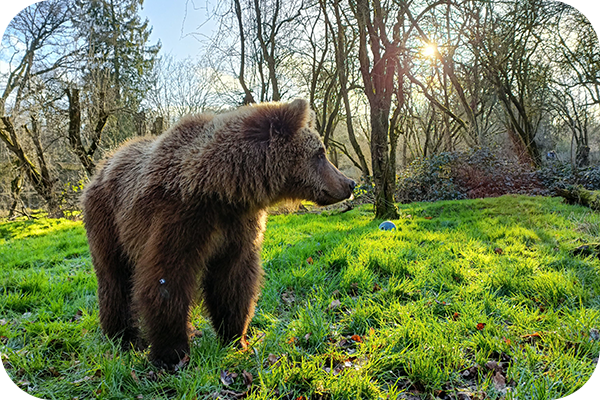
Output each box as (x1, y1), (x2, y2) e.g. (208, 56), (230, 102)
(243, 99), (356, 206)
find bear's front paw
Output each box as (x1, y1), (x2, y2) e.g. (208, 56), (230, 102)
(150, 347), (190, 371)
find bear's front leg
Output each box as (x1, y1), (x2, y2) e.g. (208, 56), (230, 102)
(132, 242), (198, 368)
(202, 240), (263, 347)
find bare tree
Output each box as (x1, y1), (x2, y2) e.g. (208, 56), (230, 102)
(0, 0), (76, 216)
(550, 3), (600, 106)
(65, 88), (109, 175)
(233, 0), (256, 104)
(475, 0), (552, 166)
(403, 0), (480, 149)
(550, 86), (595, 167)
(146, 56), (218, 126)
(320, 0), (370, 178)
(212, 0), (304, 103)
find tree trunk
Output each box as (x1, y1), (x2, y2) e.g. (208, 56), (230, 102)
(66, 88), (96, 176)
(370, 107), (399, 220)
(152, 116), (164, 135)
(1, 116), (62, 217)
(576, 143), (590, 168)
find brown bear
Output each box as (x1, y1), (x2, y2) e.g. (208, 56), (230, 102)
(81, 99), (355, 367)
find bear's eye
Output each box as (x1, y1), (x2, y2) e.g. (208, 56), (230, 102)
(316, 149), (326, 160)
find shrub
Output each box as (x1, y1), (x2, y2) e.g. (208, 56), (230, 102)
(395, 148), (545, 203)
(453, 148), (544, 199)
(535, 163), (600, 193)
(395, 152), (466, 203)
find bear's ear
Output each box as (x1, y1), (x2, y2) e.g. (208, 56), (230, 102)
(244, 99), (310, 143)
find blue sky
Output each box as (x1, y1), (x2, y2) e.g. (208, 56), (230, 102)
(138, 0), (217, 60)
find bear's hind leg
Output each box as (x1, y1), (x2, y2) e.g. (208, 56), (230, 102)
(97, 251), (139, 346)
(91, 240), (139, 347)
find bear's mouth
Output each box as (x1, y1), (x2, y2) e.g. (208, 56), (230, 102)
(316, 189), (353, 206)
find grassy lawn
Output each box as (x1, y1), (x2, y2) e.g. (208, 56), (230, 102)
(1, 195), (599, 399)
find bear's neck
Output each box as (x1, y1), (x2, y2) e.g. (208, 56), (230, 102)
(177, 137), (282, 210)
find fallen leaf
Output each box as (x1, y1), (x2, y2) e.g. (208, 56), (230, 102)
(287, 336), (297, 344)
(306, 257), (313, 264)
(146, 370), (162, 381)
(220, 370), (238, 386)
(328, 299), (341, 311)
(372, 283), (381, 292)
(136, 395), (144, 399)
(304, 333), (312, 341)
(590, 328), (600, 341)
(457, 391), (473, 400)
(71, 310), (83, 323)
(452, 312), (460, 321)
(485, 361), (499, 371)
(476, 323), (486, 330)
(369, 327), (375, 337)
(494, 247), (503, 255)
(174, 354), (190, 371)
(424, 216), (433, 220)
(493, 371), (506, 391)
(521, 332), (541, 342)
(266, 353), (279, 366)
(242, 370), (253, 388)
(0, 319), (7, 326)
(350, 334), (362, 343)
(48, 367), (60, 377)
(281, 290), (295, 305)
(131, 370), (139, 383)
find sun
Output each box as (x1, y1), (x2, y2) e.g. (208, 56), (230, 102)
(422, 43), (438, 58)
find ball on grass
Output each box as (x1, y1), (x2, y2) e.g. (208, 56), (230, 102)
(378, 220), (397, 231)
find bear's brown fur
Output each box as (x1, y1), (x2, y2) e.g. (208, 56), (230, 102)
(81, 99), (355, 367)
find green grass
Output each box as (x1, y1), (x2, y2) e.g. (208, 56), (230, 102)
(1, 195), (599, 399)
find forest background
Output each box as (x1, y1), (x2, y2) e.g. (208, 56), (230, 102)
(1, 0), (600, 219)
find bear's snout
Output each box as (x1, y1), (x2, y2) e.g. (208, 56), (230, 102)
(341, 178), (356, 199)
(344, 178), (356, 200)
(314, 167), (356, 206)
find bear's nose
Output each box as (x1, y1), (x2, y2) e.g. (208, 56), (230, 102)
(349, 180), (356, 191)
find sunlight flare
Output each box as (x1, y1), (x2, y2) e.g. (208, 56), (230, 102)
(422, 43), (438, 58)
